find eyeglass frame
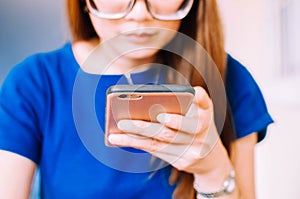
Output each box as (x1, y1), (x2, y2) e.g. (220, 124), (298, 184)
(85, 0), (194, 21)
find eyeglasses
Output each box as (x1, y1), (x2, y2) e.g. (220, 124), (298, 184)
(86, 0), (194, 20)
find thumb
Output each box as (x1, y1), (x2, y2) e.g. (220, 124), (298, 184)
(193, 86), (212, 110)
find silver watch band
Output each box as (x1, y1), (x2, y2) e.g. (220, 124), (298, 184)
(194, 169), (236, 198)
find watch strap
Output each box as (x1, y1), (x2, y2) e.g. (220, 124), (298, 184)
(194, 169), (236, 198)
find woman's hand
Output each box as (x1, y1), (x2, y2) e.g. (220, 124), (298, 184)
(108, 86), (231, 175)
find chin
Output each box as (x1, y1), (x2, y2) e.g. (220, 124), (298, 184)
(123, 48), (159, 61)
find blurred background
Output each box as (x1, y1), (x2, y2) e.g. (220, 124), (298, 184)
(219, 0), (300, 198)
(0, 0), (299, 198)
(0, 0), (69, 85)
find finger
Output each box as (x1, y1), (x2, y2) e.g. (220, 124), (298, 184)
(108, 133), (168, 153)
(107, 133), (193, 168)
(116, 120), (218, 157)
(117, 120), (194, 144)
(108, 133), (196, 157)
(157, 113), (207, 135)
(193, 86), (212, 110)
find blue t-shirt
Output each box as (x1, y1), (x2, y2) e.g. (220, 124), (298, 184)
(0, 43), (273, 198)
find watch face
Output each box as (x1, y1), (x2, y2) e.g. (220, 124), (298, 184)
(195, 169), (236, 197)
(224, 170), (236, 193)
(225, 178), (236, 193)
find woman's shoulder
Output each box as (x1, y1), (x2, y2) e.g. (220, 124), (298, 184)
(225, 54), (260, 98)
(4, 42), (77, 84)
(226, 54), (255, 84)
(1, 42), (79, 105)
(17, 42), (76, 71)
(225, 54), (273, 141)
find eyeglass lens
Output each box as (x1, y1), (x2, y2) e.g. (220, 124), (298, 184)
(87, 0), (193, 20)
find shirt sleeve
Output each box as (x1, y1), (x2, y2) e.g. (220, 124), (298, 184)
(0, 56), (45, 164)
(226, 55), (273, 142)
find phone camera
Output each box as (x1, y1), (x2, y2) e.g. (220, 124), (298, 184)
(118, 94), (128, 99)
(118, 94), (142, 100)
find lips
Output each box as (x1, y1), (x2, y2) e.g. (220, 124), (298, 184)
(121, 28), (158, 43)
(122, 28), (158, 36)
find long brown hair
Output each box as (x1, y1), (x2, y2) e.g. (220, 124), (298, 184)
(66, 0), (235, 198)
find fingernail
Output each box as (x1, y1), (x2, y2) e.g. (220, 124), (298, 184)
(108, 134), (121, 144)
(157, 113), (167, 124)
(117, 120), (131, 131)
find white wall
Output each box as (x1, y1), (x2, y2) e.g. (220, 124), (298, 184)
(218, 0), (300, 198)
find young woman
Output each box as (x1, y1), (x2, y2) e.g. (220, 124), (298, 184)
(0, 0), (273, 198)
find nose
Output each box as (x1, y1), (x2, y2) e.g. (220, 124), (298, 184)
(125, 0), (154, 21)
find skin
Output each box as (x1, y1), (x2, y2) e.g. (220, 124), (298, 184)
(0, 150), (36, 198)
(0, 1), (258, 198)
(74, 0), (181, 74)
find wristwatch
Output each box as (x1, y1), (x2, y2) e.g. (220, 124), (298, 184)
(194, 169), (236, 198)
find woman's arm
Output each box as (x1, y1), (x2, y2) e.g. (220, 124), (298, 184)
(0, 150), (36, 199)
(193, 133), (258, 199)
(230, 133), (258, 199)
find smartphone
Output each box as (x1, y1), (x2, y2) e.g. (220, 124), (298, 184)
(105, 84), (195, 146)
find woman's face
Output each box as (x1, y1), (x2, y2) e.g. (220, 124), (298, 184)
(87, 0), (182, 62)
